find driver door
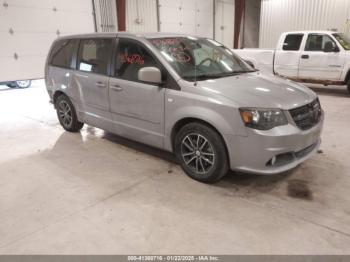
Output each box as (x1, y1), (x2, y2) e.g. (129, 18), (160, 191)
(298, 34), (345, 81)
(109, 38), (165, 148)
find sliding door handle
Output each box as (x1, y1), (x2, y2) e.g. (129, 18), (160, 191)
(110, 84), (123, 91)
(96, 82), (106, 88)
(301, 54), (309, 59)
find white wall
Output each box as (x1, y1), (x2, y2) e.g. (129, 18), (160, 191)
(260, 0), (350, 48)
(159, 0), (214, 38)
(94, 0), (118, 32)
(215, 0), (235, 48)
(126, 0), (158, 32)
(0, 0), (95, 82)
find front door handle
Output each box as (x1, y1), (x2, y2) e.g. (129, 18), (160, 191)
(301, 54), (309, 59)
(110, 84), (123, 91)
(96, 82), (106, 88)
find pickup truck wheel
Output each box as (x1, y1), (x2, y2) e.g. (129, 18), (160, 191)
(15, 80), (31, 88)
(55, 95), (84, 132)
(175, 122), (229, 183)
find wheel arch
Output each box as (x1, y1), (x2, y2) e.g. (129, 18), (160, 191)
(345, 69), (350, 84)
(170, 117), (230, 166)
(53, 90), (68, 107)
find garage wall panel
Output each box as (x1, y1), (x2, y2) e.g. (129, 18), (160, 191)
(159, 0), (214, 38)
(0, 0), (95, 82)
(93, 0), (118, 32)
(215, 0), (235, 48)
(126, 0), (158, 32)
(260, 0), (350, 48)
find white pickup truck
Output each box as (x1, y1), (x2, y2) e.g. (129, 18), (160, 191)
(234, 31), (350, 93)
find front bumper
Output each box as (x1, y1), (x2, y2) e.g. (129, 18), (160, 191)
(226, 111), (324, 175)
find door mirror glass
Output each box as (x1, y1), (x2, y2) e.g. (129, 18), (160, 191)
(138, 67), (162, 84)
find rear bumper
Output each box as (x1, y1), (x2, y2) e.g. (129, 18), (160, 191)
(226, 112), (324, 175)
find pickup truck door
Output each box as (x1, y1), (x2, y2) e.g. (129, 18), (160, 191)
(274, 33), (304, 78)
(298, 33), (344, 81)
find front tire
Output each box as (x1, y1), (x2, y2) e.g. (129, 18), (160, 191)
(347, 80), (350, 94)
(55, 95), (84, 132)
(174, 122), (229, 183)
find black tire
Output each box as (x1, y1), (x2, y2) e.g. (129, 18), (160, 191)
(55, 94), (84, 132)
(6, 83), (16, 88)
(174, 122), (229, 183)
(347, 80), (350, 94)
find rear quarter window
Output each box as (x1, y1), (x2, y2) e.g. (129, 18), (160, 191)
(282, 34), (303, 51)
(49, 39), (79, 69)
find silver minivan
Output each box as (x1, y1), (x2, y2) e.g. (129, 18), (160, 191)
(45, 32), (324, 183)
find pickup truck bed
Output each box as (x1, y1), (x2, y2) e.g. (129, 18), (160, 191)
(233, 31), (350, 93)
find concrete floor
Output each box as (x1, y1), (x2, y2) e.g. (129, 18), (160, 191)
(0, 81), (350, 254)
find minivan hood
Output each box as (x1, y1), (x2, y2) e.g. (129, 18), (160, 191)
(196, 73), (317, 109)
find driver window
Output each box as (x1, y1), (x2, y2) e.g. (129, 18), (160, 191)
(116, 38), (158, 82)
(305, 34), (335, 51)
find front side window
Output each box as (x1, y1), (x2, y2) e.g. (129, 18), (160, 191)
(50, 39), (78, 69)
(305, 34), (336, 51)
(282, 34), (303, 51)
(77, 38), (112, 75)
(148, 37), (252, 81)
(115, 38), (158, 82)
(333, 33), (350, 50)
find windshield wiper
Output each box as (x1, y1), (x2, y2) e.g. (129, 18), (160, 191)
(183, 70), (258, 81)
(183, 74), (226, 81)
(223, 69), (258, 76)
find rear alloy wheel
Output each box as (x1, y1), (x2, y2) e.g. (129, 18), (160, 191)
(175, 122), (229, 183)
(15, 80), (31, 88)
(55, 95), (84, 132)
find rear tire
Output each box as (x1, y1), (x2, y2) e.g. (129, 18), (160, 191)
(15, 80), (31, 88)
(347, 80), (350, 94)
(55, 94), (84, 132)
(174, 122), (229, 183)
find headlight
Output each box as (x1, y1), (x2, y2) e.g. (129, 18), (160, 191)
(239, 108), (288, 130)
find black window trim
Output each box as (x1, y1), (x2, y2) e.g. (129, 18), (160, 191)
(49, 39), (79, 70)
(282, 33), (304, 51)
(112, 37), (180, 90)
(76, 37), (114, 77)
(304, 33), (339, 52)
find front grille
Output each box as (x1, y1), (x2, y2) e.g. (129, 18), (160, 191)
(289, 99), (322, 130)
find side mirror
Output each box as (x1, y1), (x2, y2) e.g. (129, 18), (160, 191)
(324, 41), (339, 53)
(244, 60), (255, 69)
(138, 67), (162, 84)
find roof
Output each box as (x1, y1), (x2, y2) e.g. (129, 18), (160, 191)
(282, 30), (338, 35)
(57, 31), (199, 40)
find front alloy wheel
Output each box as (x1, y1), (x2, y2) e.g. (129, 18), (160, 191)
(175, 122), (229, 183)
(181, 133), (215, 175)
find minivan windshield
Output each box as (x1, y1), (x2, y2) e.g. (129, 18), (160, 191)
(148, 37), (254, 81)
(333, 33), (350, 50)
